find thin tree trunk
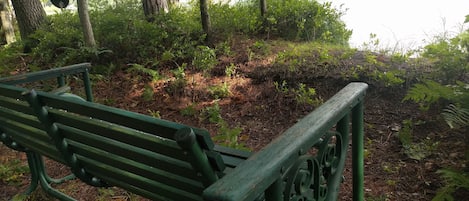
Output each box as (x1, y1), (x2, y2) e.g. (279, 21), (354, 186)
(199, 0), (211, 41)
(260, 0), (266, 17)
(0, 0), (16, 44)
(77, 0), (96, 47)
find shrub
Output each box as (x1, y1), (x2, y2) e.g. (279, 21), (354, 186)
(265, 0), (351, 44)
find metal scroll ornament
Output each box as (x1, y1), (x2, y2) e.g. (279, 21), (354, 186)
(283, 131), (344, 201)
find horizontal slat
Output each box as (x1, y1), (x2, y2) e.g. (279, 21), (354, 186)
(0, 97), (34, 116)
(0, 84), (28, 100)
(49, 109), (187, 160)
(39, 93), (184, 139)
(68, 140), (204, 194)
(0, 126), (63, 162)
(58, 125), (200, 181)
(214, 145), (251, 168)
(0, 107), (43, 130)
(79, 156), (204, 201)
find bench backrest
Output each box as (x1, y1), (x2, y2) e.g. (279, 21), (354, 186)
(0, 83), (226, 201)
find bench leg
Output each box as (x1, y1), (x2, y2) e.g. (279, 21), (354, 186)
(17, 152), (75, 201)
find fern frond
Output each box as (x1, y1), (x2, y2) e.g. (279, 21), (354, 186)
(433, 169), (469, 201)
(442, 104), (469, 128)
(403, 80), (457, 110)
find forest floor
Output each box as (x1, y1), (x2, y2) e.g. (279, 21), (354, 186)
(1, 38), (468, 201)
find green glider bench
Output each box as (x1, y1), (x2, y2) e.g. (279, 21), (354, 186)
(0, 63), (368, 201)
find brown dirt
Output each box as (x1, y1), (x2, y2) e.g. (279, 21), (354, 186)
(1, 40), (468, 201)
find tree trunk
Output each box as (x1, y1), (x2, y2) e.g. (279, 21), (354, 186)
(260, 0), (266, 17)
(199, 0), (211, 41)
(77, 0), (96, 47)
(0, 0), (16, 44)
(10, 0), (46, 40)
(142, 0), (168, 22)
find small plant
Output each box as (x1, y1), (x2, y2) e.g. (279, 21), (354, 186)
(371, 70), (405, 87)
(142, 84), (154, 101)
(202, 102), (222, 124)
(0, 159), (29, 185)
(225, 63), (237, 78)
(251, 40), (270, 56)
(166, 64), (187, 95)
(274, 80), (289, 94)
(147, 109), (161, 118)
(180, 103), (198, 117)
(127, 64), (161, 81)
(213, 121), (249, 151)
(96, 187), (117, 201)
(398, 119), (439, 161)
(292, 83), (322, 106)
(208, 83), (231, 99)
(192, 45), (217, 73)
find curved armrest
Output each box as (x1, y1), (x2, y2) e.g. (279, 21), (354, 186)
(203, 82), (368, 201)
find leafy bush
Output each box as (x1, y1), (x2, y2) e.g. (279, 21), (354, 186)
(265, 0), (351, 44)
(208, 1), (261, 35)
(192, 45), (217, 72)
(422, 33), (469, 84)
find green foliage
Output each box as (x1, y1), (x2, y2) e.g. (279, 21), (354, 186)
(422, 33), (469, 84)
(265, 0), (351, 44)
(142, 84), (154, 101)
(398, 119), (438, 161)
(224, 63), (237, 78)
(147, 109), (161, 118)
(208, 1), (261, 35)
(208, 82), (231, 99)
(442, 104), (469, 129)
(274, 80), (289, 94)
(127, 64), (161, 81)
(433, 169), (469, 201)
(370, 70), (405, 87)
(403, 80), (457, 110)
(166, 63), (187, 95)
(213, 120), (249, 151)
(192, 46), (217, 72)
(292, 83), (321, 106)
(0, 159), (29, 185)
(180, 103), (198, 117)
(202, 102), (222, 124)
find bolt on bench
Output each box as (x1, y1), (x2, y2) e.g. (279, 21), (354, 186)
(0, 63), (367, 201)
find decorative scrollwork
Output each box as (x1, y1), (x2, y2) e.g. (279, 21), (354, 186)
(282, 130), (347, 201)
(283, 155), (320, 201)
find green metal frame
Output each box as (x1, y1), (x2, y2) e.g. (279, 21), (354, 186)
(0, 63), (94, 102)
(0, 63), (93, 200)
(203, 82), (367, 201)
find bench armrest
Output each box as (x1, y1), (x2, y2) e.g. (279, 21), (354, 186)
(0, 63), (93, 102)
(203, 82), (368, 201)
